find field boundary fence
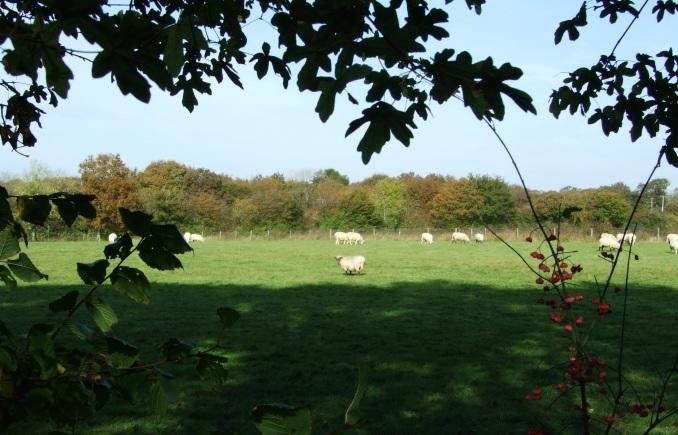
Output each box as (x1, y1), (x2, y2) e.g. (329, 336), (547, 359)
(27, 225), (674, 243)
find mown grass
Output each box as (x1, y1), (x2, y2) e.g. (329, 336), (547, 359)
(2, 239), (678, 434)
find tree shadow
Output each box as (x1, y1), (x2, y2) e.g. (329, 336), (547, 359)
(2, 280), (677, 434)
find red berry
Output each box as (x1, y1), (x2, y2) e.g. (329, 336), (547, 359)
(525, 236), (533, 242)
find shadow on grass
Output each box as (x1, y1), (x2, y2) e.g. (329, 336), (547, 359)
(2, 280), (677, 434)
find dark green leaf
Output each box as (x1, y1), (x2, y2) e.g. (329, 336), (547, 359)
(28, 323), (56, 378)
(149, 380), (169, 414)
(0, 265), (18, 290)
(665, 146), (678, 168)
(48, 290), (79, 313)
(195, 354), (228, 384)
(150, 224), (192, 254)
(70, 194), (96, 219)
(138, 236), (182, 271)
(159, 338), (195, 361)
(104, 233), (133, 260)
(110, 266), (150, 304)
(51, 198), (78, 227)
(217, 307), (240, 329)
(76, 259), (109, 285)
(164, 23), (184, 77)
(105, 335), (139, 368)
(17, 195), (51, 226)
(119, 208), (152, 236)
(0, 346), (17, 371)
(251, 404), (312, 435)
(0, 228), (20, 260)
(86, 297), (118, 332)
(7, 253), (48, 281)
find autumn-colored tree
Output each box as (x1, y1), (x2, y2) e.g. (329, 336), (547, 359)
(339, 188), (379, 229)
(399, 173), (445, 227)
(430, 179), (484, 228)
(79, 154), (140, 231)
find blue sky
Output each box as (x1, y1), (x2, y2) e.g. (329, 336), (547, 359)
(1, 1), (677, 192)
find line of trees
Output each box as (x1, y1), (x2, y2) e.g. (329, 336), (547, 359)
(2, 154), (677, 236)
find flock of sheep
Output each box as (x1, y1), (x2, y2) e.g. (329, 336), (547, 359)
(106, 232), (205, 243)
(419, 231), (485, 244)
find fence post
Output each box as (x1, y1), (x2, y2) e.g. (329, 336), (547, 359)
(516, 227), (519, 239)
(267, 230), (270, 239)
(398, 229), (401, 240)
(290, 229), (292, 239)
(219, 230), (222, 239)
(234, 230), (238, 240)
(657, 227), (660, 241)
(373, 227), (376, 236)
(590, 228), (593, 239)
(249, 230), (253, 241)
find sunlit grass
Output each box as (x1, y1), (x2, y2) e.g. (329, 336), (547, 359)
(3, 239), (678, 434)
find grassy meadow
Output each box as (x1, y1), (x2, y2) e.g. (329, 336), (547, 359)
(2, 238), (678, 434)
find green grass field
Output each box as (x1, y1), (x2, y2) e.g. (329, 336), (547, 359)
(3, 239), (678, 434)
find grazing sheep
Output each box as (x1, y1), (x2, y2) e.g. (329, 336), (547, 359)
(189, 233), (205, 242)
(108, 233), (118, 243)
(666, 233), (678, 243)
(670, 238), (678, 255)
(347, 231), (365, 245)
(616, 233), (637, 245)
(421, 232), (433, 244)
(335, 255), (365, 275)
(451, 232), (470, 243)
(599, 234), (620, 251)
(183, 232), (191, 243)
(474, 233), (485, 243)
(334, 231), (348, 245)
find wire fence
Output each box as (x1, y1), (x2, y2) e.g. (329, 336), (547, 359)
(30, 225), (675, 243)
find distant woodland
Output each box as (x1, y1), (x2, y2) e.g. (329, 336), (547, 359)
(2, 154), (676, 237)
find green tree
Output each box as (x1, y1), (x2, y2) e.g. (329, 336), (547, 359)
(589, 189), (632, 227)
(312, 169), (349, 186)
(340, 188), (379, 229)
(468, 174), (517, 225)
(371, 177), (406, 229)
(79, 154), (140, 231)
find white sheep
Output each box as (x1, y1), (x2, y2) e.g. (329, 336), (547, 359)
(108, 233), (118, 243)
(421, 232), (433, 244)
(666, 233), (678, 243)
(183, 232), (192, 243)
(451, 232), (470, 243)
(335, 255), (365, 275)
(616, 233), (637, 245)
(189, 233), (205, 242)
(334, 231), (348, 245)
(670, 238), (678, 255)
(599, 234), (620, 251)
(347, 231), (364, 245)
(474, 233), (485, 243)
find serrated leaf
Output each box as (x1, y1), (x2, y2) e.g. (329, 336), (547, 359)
(159, 338), (195, 361)
(251, 404), (312, 435)
(195, 354), (228, 384)
(86, 297), (118, 332)
(150, 224), (192, 254)
(67, 320), (94, 341)
(76, 259), (109, 285)
(105, 335), (139, 368)
(17, 195), (51, 226)
(0, 265), (18, 290)
(104, 233), (133, 260)
(51, 198), (78, 227)
(48, 290), (79, 313)
(217, 307), (240, 328)
(119, 208), (152, 236)
(345, 363), (368, 425)
(0, 228), (20, 260)
(110, 266), (150, 304)
(138, 237), (182, 270)
(7, 253), (48, 281)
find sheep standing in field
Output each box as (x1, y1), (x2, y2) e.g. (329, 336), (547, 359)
(616, 233), (637, 245)
(183, 232), (192, 243)
(347, 231), (365, 245)
(599, 234), (620, 251)
(335, 255), (365, 275)
(189, 233), (205, 242)
(474, 233), (485, 243)
(334, 231), (348, 245)
(666, 233), (678, 243)
(451, 232), (470, 243)
(421, 232), (433, 244)
(108, 233), (118, 243)
(670, 238), (678, 255)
